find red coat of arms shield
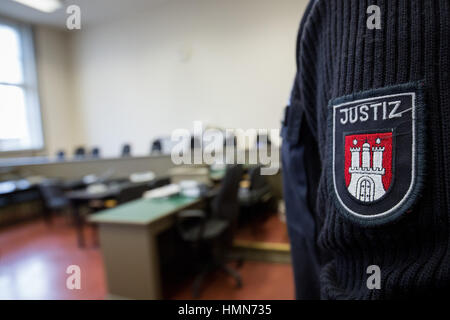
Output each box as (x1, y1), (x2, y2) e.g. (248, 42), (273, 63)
(344, 132), (393, 203)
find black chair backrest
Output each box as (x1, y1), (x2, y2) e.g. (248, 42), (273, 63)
(248, 165), (267, 191)
(38, 180), (67, 210)
(211, 164), (243, 221)
(74, 147), (86, 158)
(117, 184), (148, 204)
(56, 150), (65, 160)
(91, 147), (100, 158)
(121, 144), (131, 157)
(151, 140), (162, 154)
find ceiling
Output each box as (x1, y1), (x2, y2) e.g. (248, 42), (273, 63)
(0, 0), (168, 28)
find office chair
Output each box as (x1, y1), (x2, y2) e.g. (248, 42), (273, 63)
(150, 139), (163, 155)
(56, 150), (66, 160)
(74, 147), (86, 159)
(91, 147), (101, 158)
(176, 164), (244, 298)
(121, 144), (132, 157)
(38, 179), (70, 224)
(239, 165), (273, 220)
(248, 165), (272, 200)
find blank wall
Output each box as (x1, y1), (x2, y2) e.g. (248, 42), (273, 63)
(70, 0), (307, 157)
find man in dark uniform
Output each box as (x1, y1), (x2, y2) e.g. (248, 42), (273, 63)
(282, 0), (450, 299)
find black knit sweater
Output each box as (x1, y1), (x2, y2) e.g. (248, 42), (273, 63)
(286, 0), (450, 299)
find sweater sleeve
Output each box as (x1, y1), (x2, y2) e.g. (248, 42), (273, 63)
(291, 0), (450, 299)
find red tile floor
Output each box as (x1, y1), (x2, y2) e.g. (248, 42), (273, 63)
(0, 218), (106, 299)
(235, 213), (290, 244)
(0, 217), (294, 300)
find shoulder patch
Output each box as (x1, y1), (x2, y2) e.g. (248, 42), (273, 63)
(328, 82), (426, 226)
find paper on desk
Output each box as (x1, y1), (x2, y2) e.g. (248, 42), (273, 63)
(130, 171), (155, 183)
(143, 184), (181, 199)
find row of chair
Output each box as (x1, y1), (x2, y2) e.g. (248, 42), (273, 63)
(55, 133), (273, 161)
(56, 136), (190, 160)
(57, 144), (132, 160)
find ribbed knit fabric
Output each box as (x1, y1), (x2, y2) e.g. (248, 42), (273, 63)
(288, 0), (450, 299)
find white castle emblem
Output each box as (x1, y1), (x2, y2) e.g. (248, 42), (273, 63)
(348, 138), (386, 202)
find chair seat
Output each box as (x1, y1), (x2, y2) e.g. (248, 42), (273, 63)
(182, 219), (229, 242)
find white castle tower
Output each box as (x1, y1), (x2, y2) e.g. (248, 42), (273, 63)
(347, 138), (386, 202)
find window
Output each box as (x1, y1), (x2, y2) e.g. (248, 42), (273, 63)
(0, 19), (43, 153)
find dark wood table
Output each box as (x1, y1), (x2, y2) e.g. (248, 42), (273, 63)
(89, 195), (202, 299)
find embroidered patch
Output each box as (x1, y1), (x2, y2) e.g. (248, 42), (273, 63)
(328, 82), (426, 226)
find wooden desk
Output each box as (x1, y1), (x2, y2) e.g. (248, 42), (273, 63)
(67, 180), (160, 247)
(89, 195), (202, 299)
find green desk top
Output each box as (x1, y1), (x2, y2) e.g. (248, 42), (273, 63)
(88, 195), (200, 226)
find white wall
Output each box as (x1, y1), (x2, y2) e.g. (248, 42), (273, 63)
(71, 0), (307, 157)
(35, 26), (78, 157)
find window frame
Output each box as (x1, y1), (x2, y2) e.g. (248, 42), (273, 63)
(0, 16), (44, 155)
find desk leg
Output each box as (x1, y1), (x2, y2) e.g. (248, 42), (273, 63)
(98, 224), (162, 300)
(71, 203), (85, 248)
